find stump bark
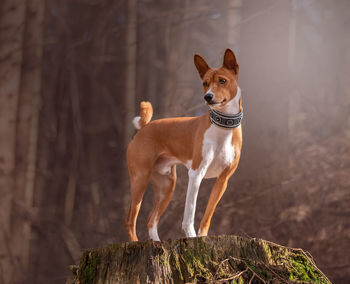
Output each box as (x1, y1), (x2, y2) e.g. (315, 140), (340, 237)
(67, 235), (331, 283)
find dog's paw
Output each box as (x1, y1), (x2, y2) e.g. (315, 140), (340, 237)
(182, 222), (197, 238)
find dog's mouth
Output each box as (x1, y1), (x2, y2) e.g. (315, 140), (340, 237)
(207, 99), (226, 106)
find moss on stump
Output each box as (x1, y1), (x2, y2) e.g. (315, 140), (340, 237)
(67, 235), (331, 283)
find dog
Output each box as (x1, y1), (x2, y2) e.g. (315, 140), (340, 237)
(125, 49), (243, 241)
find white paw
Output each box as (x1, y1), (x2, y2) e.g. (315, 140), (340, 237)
(149, 222), (160, 241)
(182, 222), (196, 238)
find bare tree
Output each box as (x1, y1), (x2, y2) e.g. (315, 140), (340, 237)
(124, 0), (137, 148)
(0, 0), (26, 282)
(12, 0), (45, 279)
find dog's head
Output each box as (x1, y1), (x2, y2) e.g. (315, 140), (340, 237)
(194, 49), (240, 113)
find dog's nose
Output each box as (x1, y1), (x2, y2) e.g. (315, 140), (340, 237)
(204, 93), (214, 102)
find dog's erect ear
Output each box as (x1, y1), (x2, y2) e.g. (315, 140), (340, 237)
(223, 49), (239, 74)
(194, 54), (210, 79)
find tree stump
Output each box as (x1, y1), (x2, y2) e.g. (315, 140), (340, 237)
(67, 235), (331, 283)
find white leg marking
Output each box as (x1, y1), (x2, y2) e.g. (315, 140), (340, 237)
(148, 215), (160, 241)
(182, 169), (202, 237)
(182, 154), (213, 238)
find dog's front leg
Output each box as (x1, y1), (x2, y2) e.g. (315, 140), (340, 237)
(181, 145), (215, 238)
(198, 175), (229, 237)
(198, 161), (239, 237)
(182, 168), (206, 237)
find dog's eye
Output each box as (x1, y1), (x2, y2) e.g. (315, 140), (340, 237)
(219, 78), (226, 84)
(203, 81), (209, 87)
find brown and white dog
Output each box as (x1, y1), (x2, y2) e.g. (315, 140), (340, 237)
(125, 49), (243, 241)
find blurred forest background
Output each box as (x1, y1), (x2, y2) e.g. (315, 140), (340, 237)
(0, 0), (349, 283)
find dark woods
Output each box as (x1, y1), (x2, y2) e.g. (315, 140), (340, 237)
(0, 0), (349, 283)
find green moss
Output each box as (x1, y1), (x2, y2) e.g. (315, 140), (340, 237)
(244, 260), (270, 282)
(261, 242), (273, 261)
(159, 250), (169, 266)
(180, 247), (213, 282)
(79, 251), (100, 284)
(259, 269), (270, 280)
(99, 250), (111, 282)
(288, 254), (322, 282)
(109, 243), (123, 255)
(169, 251), (184, 282)
(231, 276), (245, 284)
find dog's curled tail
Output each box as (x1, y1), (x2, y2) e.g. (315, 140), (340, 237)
(132, 101), (153, 130)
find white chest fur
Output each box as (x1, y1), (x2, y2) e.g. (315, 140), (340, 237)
(202, 125), (235, 178)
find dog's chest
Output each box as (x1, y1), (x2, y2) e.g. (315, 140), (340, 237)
(202, 125), (235, 178)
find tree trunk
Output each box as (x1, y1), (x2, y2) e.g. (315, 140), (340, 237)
(12, 0), (45, 275)
(123, 0), (137, 148)
(0, 0), (26, 282)
(67, 235), (330, 284)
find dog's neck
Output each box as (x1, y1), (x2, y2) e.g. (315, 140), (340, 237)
(222, 86), (241, 115)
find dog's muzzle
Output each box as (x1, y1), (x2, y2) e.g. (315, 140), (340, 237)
(204, 93), (214, 103)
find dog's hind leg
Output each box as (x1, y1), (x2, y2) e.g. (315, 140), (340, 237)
(125, 169), (151, 242)
(147, 165), (177, 241)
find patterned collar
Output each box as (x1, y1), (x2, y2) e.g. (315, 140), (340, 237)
(209, 108), (243, 129)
